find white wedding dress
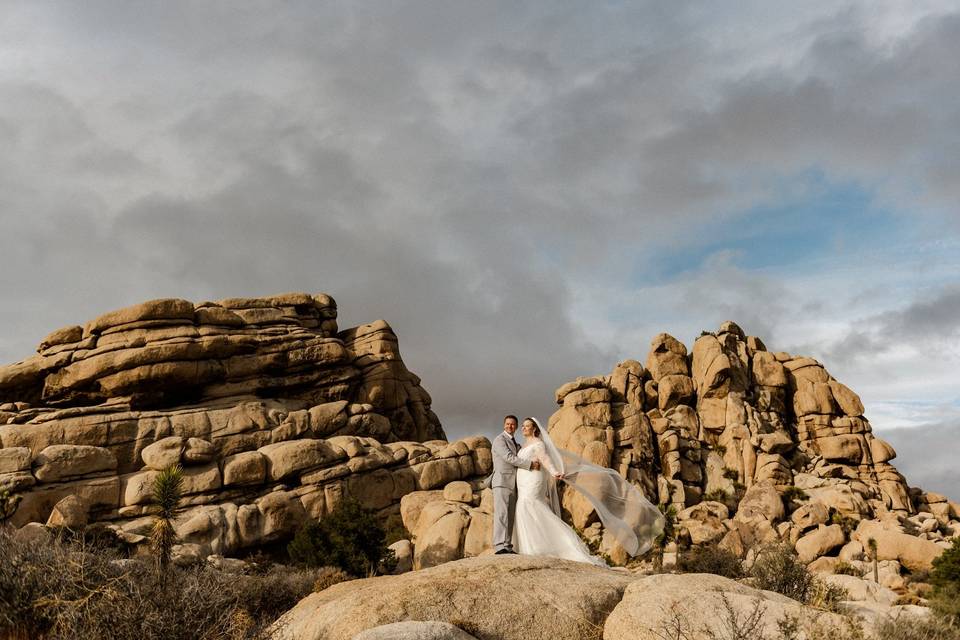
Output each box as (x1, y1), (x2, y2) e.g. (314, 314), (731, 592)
(511, 439), (607, 566)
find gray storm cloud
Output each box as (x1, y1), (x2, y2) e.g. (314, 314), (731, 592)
(0, 3), (958, 494)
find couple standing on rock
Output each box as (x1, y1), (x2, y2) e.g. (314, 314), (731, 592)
(488, 414), (665, 565)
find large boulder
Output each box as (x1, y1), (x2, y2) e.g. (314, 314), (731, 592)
(853, 520), (944, 572)
(268, 555), (634, 640)
(602, 573), (848, 639)
(33, 445), (117, 482)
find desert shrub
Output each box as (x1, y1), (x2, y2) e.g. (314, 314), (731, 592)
(781, 486), (808, 502)
(834, 561), (860, 576)
(287, 497), (395, 577)
(722, 468), (739, 481)
(807, 580), (849, 613)
(382, 511), (410, 546)
(749, 545), (815, 602)
(0, 490), (21, 522)
(652, 504), (678, 572)
(0, 526), (328, 639)
(931, 537), (960, 590)
(829, 511), (856, 535)
(679, 544), (745, 579)
(875, 614), (960, 640)
(704, 489), (730, 503)
(231, 564), (345, 621)
(930, 537), (960, 624)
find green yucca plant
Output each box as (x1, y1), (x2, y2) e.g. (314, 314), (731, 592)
(151, 464), (184, 577)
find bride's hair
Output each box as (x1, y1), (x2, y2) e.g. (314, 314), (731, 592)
(523, 417), (540, 437)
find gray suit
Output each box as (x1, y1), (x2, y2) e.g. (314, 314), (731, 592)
(490, 430), (532, 552)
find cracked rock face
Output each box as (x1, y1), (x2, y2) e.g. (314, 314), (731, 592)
(0, 292), (492, 558)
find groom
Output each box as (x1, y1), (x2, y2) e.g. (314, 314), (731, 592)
(491, 414), (540, 554)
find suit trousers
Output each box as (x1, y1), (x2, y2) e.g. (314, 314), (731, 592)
(492, 485), (517, 551)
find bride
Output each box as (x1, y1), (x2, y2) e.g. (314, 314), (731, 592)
(511, 417), (664, 566)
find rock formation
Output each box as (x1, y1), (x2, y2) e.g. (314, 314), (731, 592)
(268, 554), (889, 640)
(0, 293), (491, 558)
(548, 321), (958, 575)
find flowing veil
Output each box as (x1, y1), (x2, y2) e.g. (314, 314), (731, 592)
(531, 418), (665, 557)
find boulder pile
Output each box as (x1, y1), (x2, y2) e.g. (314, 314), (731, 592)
(548, 321), (958, 579)
(0, 293), (491, 558)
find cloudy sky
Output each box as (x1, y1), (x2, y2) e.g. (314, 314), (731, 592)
(1, 2), (957, 498)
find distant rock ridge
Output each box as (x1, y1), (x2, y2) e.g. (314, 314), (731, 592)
(0, 293), (491, 559)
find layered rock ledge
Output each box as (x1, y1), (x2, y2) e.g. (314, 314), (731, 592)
(0, 293), (490, 556)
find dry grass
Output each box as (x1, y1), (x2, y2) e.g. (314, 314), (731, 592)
(0, 526), (348, 640)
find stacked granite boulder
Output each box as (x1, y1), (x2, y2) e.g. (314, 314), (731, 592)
(0, 293), (491, 561)
(548, 321), (958, 577)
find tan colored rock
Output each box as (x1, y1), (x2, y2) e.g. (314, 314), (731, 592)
(222, 451), (267, 486)
(269, 555), (634, 640)
(183, 437), (215, 464)
(869, 437), (896, 463)
(828, 381), (864, 416)
(122, 463), (221, 506)
(353, 621), (478, 640)
(418, 458), (461, 490)
(33, 445), (117, 482)
(0, 471), (35, 492)
(259, 439), (343, 481)
(603, 573), (847, 640)
(751, 351), (788, 387)
(141, 436), (185, 470)
(46, 495), (89, 529)
(414, 507), (469, 570)
(85, 298), (195, 335)
(657, 374), (694, 411)
(735, 482), (784, 523)
(400, 490), (445, 534)
(0, 447), (31, 473)
(795, 524), (845, 563)
(820, 574), (897, 606)
(388, 539), (413, 574)
(442, 481), (473, 503)
(853, 520), (944, 572)
(462, 509), (492, 557)
(646, 333), (689, 380)
(816, 434), (865, 463)
(791, 502), (830, 530)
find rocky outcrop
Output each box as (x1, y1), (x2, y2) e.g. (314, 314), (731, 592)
(0, 293), (490, 558)
(269, 555), (636, 640)
(268, 555), (868, 640)
(547, 321), (958, 587)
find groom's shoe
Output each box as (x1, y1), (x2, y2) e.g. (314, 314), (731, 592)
(495, 549), (518, 555)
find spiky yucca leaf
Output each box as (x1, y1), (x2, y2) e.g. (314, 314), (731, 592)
(151, 464), (184, 575)
(153, 464), (184, 518)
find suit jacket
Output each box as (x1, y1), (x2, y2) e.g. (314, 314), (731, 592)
(488, 430), (532, 490)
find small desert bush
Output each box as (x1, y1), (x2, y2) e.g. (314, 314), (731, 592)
(381, 511), (410, 546)
(679, 544), (745, 579)
(875, 614), (960, 640)
(287, 497), (395, 577)
(749, 544), (815, 602)
(704, 489), (731, 503)
(834, 561), (860, 576)
(807, 580), (849, 613)
(781, 486), (808, 503)
(0, 526), (338, 639)
(930, 537), (960, 624)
